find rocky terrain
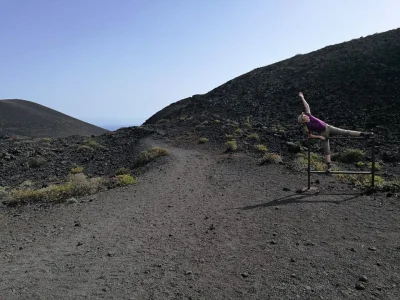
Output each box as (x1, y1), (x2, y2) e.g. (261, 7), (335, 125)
(1, 28), (400, 299)
(144, 28), (400, 163)
(0, 99), (108, 138)
(0, 127), (156, 188)
(1, 137), (399, 299)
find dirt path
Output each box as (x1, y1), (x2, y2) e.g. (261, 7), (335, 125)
(1, 139), (399, 299)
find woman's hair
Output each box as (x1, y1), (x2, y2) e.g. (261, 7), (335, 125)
(297, 113), (304, 123)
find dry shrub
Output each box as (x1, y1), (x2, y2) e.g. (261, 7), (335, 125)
(254, 144), (268, 153)
(8, 174), (103, 205)
(198, 137), (209, 144)
(137, 147), (169, 165)
(294, 152), (325, 171)
(261, 153), (282, 164)
(247, 133), (260, 141)
(225, 140), (237, 152)
(71, 166), (84, 174)
(115, 167), (130, 175)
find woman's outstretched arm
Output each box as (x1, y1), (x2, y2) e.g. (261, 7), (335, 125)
(298, 92), (311, 114)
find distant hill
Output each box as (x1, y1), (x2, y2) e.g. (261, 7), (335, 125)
(144, 28), (400, 160)
(0, 99), (108, 138)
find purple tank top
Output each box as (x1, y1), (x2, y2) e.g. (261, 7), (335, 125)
(305, 113), (326, 133)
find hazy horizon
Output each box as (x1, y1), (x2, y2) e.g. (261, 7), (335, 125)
(1, 0), (399, 128)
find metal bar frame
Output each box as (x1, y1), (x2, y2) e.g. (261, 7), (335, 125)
(307, 136), (376, 190)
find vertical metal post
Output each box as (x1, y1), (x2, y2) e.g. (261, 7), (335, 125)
(371, 137), (375, 188)
(307, 138), (311, 190)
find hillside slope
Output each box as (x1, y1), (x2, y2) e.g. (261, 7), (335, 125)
(0, 99), (108, 138)
(143, 28), (400, 159)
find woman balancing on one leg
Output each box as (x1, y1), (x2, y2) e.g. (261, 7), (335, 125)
(297, 92), (374, 172)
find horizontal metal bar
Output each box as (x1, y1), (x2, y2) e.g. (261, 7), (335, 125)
(310, 171), (372, 174)
(308, 136), (373, 140)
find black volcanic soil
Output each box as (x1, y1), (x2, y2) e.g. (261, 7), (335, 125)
(0, 127), (156, 188)
(1, 137), (400, 299)
(0, 99), (108, 138)
(1, 28), (400, 299)
(144, 28), (400, 161)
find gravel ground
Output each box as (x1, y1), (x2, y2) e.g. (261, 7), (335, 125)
(1, 138), (399, 299)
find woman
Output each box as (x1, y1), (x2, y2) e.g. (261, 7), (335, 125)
(297, 92), (373, 171)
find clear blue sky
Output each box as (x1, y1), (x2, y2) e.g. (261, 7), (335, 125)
(1, 0), (399, 129)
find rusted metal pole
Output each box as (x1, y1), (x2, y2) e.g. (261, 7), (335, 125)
(306, 135), (378, 189)
(307, 138), (311, 190)
(371, 137), (375, 188)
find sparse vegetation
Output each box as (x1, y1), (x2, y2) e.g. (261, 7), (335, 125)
(137, 147), (169, 165)
(198, 137), (209, 144)
(215, 120), (221, 124)
(261, 153), (282, 164)
(333, 148), (365, 163)
(235, 128), (242, 135)
(381, 179), (400, 193)
(225, 134), (235, 140)
(84, 139), (104, 149)
(115, 167), (130, 175)
(28, 157), (45, 168)
(272, 124), (286, 134)
(77, 145), (94, 152)
(115, 174), (137, 186)
(355, 161), (366, 168)
(335, 174), (385, 188)
(156, 119), (168, 123)
(8, 174), (104, 205)
(41, 137), (52, 143)
(355, 161), (381, 171)
(77, 139), (105, 152)
(294, 152), (326, 171)
(247, 133), (260, 141)
(19, 180), (34, 188)
(244, 116), (252, 128)
(225, 140), (238, 152)
(71, 166), (84, 174)
(368, 162), (381, 171)
(254, 144), (268, 153)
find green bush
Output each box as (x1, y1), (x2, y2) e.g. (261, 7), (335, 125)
(225, 140), (238, 152)
(294, 152), (325, 171)
(355, 161), (381, 171)
(334, 148), (365, 163)
(261, 153), (282, 164)
(334, 174), (384, 188)
(254, 144), (268, 153)
(115, 175), (137, 186)
(8, 174), (103, 205)
(243, 116), (252, 128)
(367, 162), (381, 171)
(71, 166), (84, 174)
(137, 147), (169, 165)
(198, 137), (209, 144)
(78, 139), (105, 151)
(247, 133), (260, 141)
(115, 167), (130, 175)
(355, 161), (366, 168)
